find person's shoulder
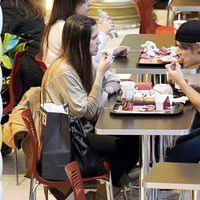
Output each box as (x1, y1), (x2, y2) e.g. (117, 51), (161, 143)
(50, 59), (75, 75)
(53, 20), (65, 30)
(1, 0), (16, 13)
(1, 0), (12, 7)
(49, 20), (65, 37)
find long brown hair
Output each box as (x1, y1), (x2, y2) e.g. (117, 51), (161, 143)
(61, 15), (96, 94)
(41, 0), (83, 58)
(10, 0), (43, 19)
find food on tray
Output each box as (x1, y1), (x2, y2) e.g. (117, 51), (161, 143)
(139, 41), (180, 64)
(139, 105), (156, 112)
(153, 84), (173, 95)
(121, 98), (133, 111)
(119, 88), (159, 103)
(135, 82), (152, 90)
(119, 81), (173, 112)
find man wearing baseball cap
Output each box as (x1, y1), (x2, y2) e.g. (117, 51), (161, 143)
(165, 20), (200, 163)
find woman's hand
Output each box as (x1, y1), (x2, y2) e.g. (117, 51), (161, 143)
(113, 46), (130, 56)
(96, 52), (112, 76)
(98, 20), (115, 34)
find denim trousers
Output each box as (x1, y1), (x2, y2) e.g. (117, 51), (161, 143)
(165, 127), (200, 163)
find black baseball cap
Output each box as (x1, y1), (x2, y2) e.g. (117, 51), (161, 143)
(176, 20), (200, 43)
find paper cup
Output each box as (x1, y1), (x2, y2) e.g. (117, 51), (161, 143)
(173, 20), (187, 33)
(120, 81), (135, 100)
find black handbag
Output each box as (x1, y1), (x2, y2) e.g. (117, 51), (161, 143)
(70, 117), (107, 177)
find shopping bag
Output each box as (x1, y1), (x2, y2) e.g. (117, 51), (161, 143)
(40, 103), (71, 180)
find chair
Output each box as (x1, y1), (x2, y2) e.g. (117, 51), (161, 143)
(2, 48), (27, 186)
(35, 53), (47, 73)
(3, 49), (27, 116)
(21, 108), (113, 200)
(65, 161), (86, 200)
(65, 161), (112, 200)
(134, 0), (175, 34)
(21, 108), (72, 200)
(143, 162), (200, 200)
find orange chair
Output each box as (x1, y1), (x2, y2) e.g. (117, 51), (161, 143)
(35, 53), (47, 73)
(3, 49), (27, 116)
(134, 0), (175, 34)
(65, 161), (86, 200)
(65, 161), (112, 200)
(21, 108), (72, 200)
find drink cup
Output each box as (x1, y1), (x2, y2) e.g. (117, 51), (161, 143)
(175, 82), (181, 90)
(97, 8), (118, 39)
(120, 81), (135, 101)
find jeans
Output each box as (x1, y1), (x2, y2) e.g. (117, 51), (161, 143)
(87, 134), (139, 187)
(165, 128), (200, 163)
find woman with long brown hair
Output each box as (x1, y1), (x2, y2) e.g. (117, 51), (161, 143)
(41, 15), (139, 199)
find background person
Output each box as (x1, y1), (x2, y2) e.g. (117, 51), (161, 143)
(165, 20), (200, 163)
(41, 0), (115, 67)
(0, 0), (45, 156)
(41, 15), (139, 199)
(1, 0), (45, 93)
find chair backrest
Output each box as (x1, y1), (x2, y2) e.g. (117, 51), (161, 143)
(35, 53), (47, 73)
(21, 107), (71, 187)
(3, 49), (27, 115)
(134, 0), (158, 34)
(65, 161), (86, 200)
(21, 108), (40, 178)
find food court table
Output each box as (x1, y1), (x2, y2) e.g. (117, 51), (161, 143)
(169, 0), (200, 12)
(111, 34), (199, 76)
(95, 103), (196, 200)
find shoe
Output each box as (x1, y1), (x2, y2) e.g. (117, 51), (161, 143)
(120, 168), (140, 187)
(86, 184), (108, 200)
(1, 142), (12, 156)
(112, 186), (123, 198)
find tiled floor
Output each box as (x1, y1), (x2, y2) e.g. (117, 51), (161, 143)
(2, 149), (58, 199)
(2, 150), (184, 200)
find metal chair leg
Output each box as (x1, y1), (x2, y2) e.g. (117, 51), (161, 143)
(43, 185), (49, 200)
(191, 190), (198, 200)
(29, 176), (34, 200)
(14, 148), (19, 186)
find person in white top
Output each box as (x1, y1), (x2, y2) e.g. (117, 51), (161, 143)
(41, 0), (122, 68)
